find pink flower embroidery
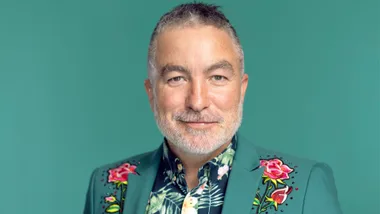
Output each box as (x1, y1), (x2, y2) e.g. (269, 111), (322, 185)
(108, 163), (137, 184)
(253, 158), (295, 213)
(104, 162), (139, 213)
(266, 186), (293, 210)
(271, 186), (292, 204)
(105, 196), (116, 203)
(260, 159), (293, 180)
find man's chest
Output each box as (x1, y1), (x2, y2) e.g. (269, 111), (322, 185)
(145, 166), (227, 214)
(96, 150), (308, 214)
(145, 182), (225, 214)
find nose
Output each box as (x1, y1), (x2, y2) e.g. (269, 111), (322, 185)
(185, 79), (210, 112)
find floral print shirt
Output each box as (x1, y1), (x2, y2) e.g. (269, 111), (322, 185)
(144, 136), (237, 214)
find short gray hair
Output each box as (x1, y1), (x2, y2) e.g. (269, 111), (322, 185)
(147, 2), (245, 84)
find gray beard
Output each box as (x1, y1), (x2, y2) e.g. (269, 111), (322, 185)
(153, 100), (243, 155)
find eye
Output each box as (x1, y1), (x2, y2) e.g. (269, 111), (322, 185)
(211, 75), (227, 81)
(167, 76), (185, 85)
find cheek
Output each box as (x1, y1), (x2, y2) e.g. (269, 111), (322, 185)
(156, 88), (186, 114)
(211, 88), (241, 111)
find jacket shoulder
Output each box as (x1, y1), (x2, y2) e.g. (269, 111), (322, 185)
(96, 149), (156, 172)
(251, 145), (327, 213)
(84, 149), (157, 214)
(255, 145), (318, 168)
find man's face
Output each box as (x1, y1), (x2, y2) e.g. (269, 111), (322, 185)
(145, 25), (248, 155)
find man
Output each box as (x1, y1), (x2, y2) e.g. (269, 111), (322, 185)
(84, 3), (343, 214)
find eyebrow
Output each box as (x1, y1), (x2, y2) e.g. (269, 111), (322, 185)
(160, 60), (235, 77)
(160, 64), (191, 77)
(205, 60), (234, 75)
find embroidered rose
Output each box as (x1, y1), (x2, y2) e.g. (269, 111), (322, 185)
(104, 162), (139, 214)
(271, 186), (292, 204)
(217, 164), (229, 180)
(253, 158), (295, 213)
(260, 159), (293, 180)
(266, 186), (293, 210)
(108, 163), (137, 184)
(105, 196), (116, 203)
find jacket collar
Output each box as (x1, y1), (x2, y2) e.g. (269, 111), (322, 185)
(123, 145), (162, 214)
(221, 132), (264, 213)
(123, 131), (263, 214)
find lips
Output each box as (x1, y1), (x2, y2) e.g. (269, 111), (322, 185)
(182, 121), (217, 129)
(185, 121), (215, 123)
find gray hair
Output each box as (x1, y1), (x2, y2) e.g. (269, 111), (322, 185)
(147, 2), (245, 85)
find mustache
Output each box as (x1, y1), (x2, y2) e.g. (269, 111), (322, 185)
(173, 111), (224, 123)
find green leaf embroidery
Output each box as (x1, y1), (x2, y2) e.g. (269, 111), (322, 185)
(253, 197), (260, 206)
(105, 204), (120, 213)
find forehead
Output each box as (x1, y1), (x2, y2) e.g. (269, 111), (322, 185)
(155, 25), (240, 71)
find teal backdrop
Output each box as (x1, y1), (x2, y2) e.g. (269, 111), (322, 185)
(0, 0), (379, 213)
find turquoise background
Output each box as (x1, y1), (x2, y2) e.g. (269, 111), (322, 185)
(0, 0), (378, 213)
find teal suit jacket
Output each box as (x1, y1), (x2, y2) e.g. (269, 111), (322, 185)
(84, 133), (343, 214)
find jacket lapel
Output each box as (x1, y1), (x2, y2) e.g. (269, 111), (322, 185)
(222, 133), (264, 214)
(123, 145), (163, 214)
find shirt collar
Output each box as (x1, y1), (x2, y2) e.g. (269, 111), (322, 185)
(161, 134), (238, 183)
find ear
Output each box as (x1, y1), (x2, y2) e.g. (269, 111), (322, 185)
(240, 73), (249, 102)
(144, 79), (154, 112)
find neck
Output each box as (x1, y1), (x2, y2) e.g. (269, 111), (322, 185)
(166, 140), (231, 189)
(168, 141), (231, 169)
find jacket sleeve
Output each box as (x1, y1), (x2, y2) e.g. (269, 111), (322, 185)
(83, 168), (98, 214)
(302, 162), (343, 214)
